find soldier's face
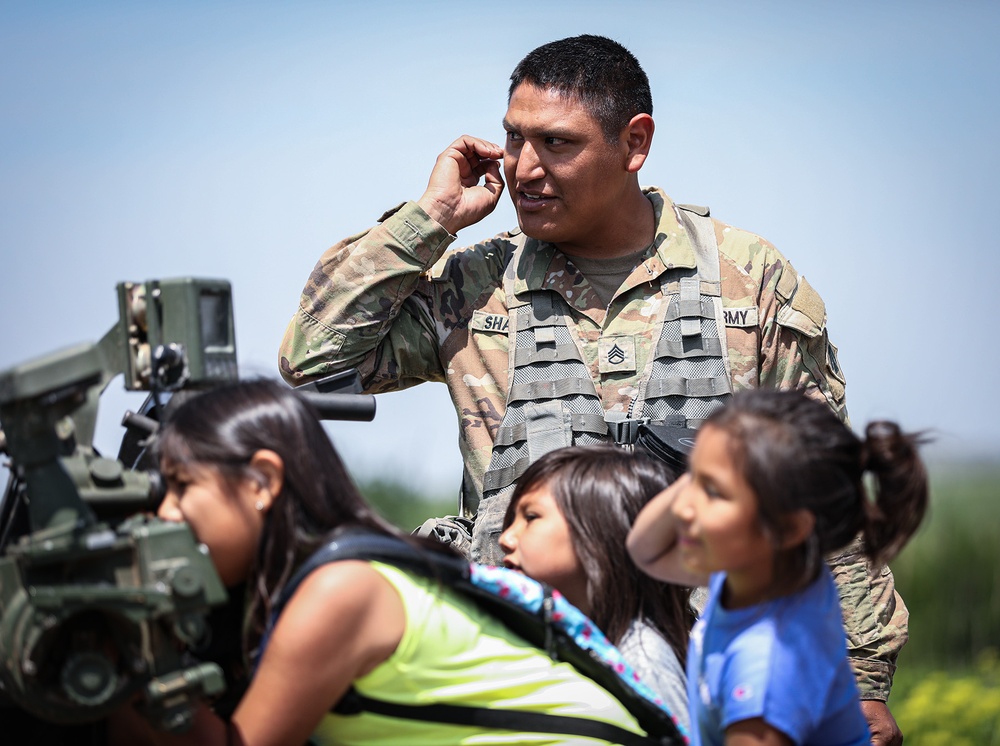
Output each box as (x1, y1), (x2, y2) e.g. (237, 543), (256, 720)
(503, 84), (631, 256)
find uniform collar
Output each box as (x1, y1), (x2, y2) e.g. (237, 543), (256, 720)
(646, 187), (698, 274)
(509, 187), (698, 312)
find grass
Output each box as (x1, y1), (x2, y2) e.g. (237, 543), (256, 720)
(891, 650), (1000, 744)
(891, 459), (1000, 669)
(358, 477), (455, 534)
(886, 458), (1000, 740)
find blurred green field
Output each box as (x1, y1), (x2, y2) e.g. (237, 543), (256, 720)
(892, 459), (1000, 668)
(891, 650), (1000, 745)
(359, 457), (1000, 741)
(888, 458), (1000, 742)
(359, 477), (455, 535)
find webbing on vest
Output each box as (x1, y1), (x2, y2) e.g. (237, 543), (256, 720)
(472, 205), (733, 565)
(639, 205), (733, 425)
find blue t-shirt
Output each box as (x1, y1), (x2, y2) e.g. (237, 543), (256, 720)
(687, 569), (870, 746)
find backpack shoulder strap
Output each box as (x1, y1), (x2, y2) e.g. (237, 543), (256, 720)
(334, 691), (666, 746)
(270, 527), (685, 745)
(274, 527), (466, 619)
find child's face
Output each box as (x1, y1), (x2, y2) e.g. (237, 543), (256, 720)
(157, 460), (265, 587)
(498, 484), (590, 614)
(670, 425), (776, 603)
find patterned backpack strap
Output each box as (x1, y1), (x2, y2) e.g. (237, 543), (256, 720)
(468, 564), (688, 743)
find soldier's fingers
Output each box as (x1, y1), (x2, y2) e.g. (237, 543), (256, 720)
(481, 160), (504, 185)
(468, 151), (505, 179)
(448, 135), (504, 164)
(480, 161), (505, 199)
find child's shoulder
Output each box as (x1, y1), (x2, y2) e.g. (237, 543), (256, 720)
(707, 570), (846, 674)
(284, 560), (405, 645)
(780, 568), (846, 641)
(766, 569), (852, 680)
(700, 571), (858, 737)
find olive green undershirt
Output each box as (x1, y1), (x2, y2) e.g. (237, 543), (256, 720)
(562, 247), (650, 308)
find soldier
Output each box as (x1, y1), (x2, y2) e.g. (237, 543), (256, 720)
(280, 35), (904, 744)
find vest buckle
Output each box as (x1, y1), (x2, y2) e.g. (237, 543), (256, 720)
(608, 417), (650, 446)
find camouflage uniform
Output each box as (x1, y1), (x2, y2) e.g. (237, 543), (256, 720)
(279, 187), (905, 699)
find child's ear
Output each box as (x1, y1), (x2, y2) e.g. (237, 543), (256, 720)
(248, 449), (285, 512)
(779, 509), (816, 550)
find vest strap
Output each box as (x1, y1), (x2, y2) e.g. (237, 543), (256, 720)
(524, 401), (574, 462)
(664, 297), (716, 321)
(493, 412), (610, 447)
(507, 377), (598, 403)
(643, 376), (733, 399)
(607, 415), (690, 445)
(679, 277), (702, 338)
(481, 459), (525, 493)
(513, 343), (585, 367)
(654, 336), (725, 359)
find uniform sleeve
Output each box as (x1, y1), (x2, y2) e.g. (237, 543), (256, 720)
(757, 255), (849, 423)
(826, 539), (909, 701)
(278, 201), (455, 393)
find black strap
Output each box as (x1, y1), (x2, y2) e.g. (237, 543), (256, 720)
(336, 689), (662, 746)
(275, 530), (468, 620)
(276, 529), (682, 745)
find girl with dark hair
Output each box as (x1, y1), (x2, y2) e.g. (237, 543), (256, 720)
(498, 445), (695, 730)
(626, 388), (929, 746)
(115, 379), (665, 745)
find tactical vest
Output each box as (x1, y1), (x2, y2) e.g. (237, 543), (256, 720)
(471, 205), (733, 564)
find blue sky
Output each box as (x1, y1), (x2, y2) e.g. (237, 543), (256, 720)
(2, 1), (998, 495)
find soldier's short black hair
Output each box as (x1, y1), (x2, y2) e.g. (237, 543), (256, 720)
(508, 35), (652, 142)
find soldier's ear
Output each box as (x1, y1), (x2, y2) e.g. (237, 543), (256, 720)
(623, 113), (654, 174)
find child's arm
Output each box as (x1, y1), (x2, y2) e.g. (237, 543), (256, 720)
(626, 474), (709, 587)
(229, 560), (405, 745)
(725, 717), (794, 745)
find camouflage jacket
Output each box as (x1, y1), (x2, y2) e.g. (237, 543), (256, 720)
(280, 188), (905, 698)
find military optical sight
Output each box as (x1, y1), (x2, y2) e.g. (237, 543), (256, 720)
(0, 277), (375, 737)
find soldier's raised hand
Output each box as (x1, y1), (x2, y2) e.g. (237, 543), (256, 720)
(417, 136), (504, 235)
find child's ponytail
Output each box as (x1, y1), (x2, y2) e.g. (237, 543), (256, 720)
(860, 421), (929, 568)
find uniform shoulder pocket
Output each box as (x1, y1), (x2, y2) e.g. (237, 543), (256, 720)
(777, 274), (827, 338)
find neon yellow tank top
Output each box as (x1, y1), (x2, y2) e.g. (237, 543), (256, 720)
(309, 561), (644, 745)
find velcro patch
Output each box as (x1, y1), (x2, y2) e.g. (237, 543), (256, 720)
(722, 306), (758, 327)
(599, 336), (637, 374)
(790, 276), (826, 327)
(471, 310), (510, 334)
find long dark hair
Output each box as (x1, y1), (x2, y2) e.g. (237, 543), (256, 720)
(705, 388), (929, 594)
(156, 379), (403, 658)
(503, 445), (693, 662)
